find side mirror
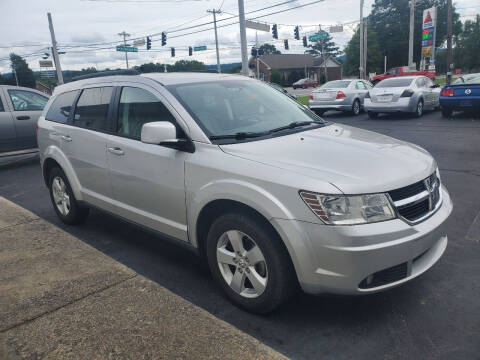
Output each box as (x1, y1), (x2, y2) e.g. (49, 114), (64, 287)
(141, 121), (195, 153)
(141, 122), (176, 144)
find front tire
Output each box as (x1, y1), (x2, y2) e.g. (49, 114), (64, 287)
(206, 211), (295, 313)
(48, 167), (89, 225)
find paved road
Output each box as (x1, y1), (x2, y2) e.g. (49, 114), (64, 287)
(1, 109), (479, 360)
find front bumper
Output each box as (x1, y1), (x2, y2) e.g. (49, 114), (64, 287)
(365, 97), (416, 113)
(272, 186), (452, 295)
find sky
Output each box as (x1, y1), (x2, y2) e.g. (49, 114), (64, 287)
(0, 0), (478, 74)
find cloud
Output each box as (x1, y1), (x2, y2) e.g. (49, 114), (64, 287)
(70, 32), (106, 44)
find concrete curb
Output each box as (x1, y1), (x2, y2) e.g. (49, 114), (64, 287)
(0, 197), (288, 360)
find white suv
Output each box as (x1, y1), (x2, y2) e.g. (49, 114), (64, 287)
(37, 71), (452, 313)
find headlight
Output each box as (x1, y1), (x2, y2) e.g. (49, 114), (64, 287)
(299, 191), (396, 225)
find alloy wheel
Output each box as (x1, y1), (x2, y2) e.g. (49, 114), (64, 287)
(353, 100), (360, 115)
(216, 230), (268, 298)
(417, 101), (423, 117)
(52, 176), (70, 216)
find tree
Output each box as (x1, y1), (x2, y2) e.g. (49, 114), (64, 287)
(305, 33), (339, 57)
(171, 60), (206, 72)
(368, 0), (462, 69)
(270, 70), (282, 85)
(343, 25), (383, 77)
(258, 43), (281, 55)
(9, 53), (36, 88)
(0, 74), (16, 86)
(454, 15), (480, 72)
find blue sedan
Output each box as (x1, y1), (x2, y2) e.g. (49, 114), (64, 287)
(440, 73), (480, 117)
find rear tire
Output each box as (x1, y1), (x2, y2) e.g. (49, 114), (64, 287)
(48, 167), (89, 225)
(368, 111), (378, 119)
(206, 211), (295, 313)
(413, 99), (424, 118)
(441, 108), (453, 118)
(351, 99), (361, 116)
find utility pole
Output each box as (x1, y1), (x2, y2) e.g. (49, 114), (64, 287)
(237, 0), (249, 76)
(364, 19), (368, 78)
(446, 0), (453, 85)
(359, 0), (364, 79)
(408, 0), (415, 67)
(47, 12), (64, 85)
(118, 31), (130, 69)
(208, 9), (222, 73)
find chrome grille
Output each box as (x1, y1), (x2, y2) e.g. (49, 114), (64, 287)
(388, 172), (441, 224)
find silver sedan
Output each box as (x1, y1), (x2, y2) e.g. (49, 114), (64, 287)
(364, 76), (440, 118)
(309, 79), (373, 116)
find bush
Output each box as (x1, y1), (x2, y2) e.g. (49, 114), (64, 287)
(270, 70), (282, 85)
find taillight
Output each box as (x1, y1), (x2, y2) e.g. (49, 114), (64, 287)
(400, 89), (414, 97)
(336, 90), (346, 99)
(309, 93), (313, 100)
(441, 88), (454, 97)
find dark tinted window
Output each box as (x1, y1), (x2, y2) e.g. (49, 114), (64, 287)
(74, 87), (113, 131)
(117, 87), (177, 139)
(0, 97), (4, 112)
(45, 91), (77, 123)
(8, 90), (48, 111)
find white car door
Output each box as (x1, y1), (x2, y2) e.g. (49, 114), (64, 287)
(106, 85), (189, 241)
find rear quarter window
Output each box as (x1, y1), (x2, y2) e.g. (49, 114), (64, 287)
(45, 91), (78, 123)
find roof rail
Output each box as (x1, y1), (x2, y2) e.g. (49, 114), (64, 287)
(68, 69), (140, 82)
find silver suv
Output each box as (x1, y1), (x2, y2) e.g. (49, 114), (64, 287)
(37, 72), (452, 313)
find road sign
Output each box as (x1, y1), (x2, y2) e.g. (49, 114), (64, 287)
(194, 45), (207, 51)
(133, 39), (145, 46)
(39, 60), (53, 67)
(329, 25), (343, 33)
(423, 7), (436, 29)
(308, 31), (328, 42)
(116, 45), (138, 53)
(41, 70), (56, 78)
(421, 7), (436, 60)
(245, 20), (270, 32)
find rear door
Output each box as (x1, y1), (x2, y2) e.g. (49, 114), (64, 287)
(61, 86), (115, 210)
(355, 81), (369, 104)
(6, 88), (48, 149)
(0, 89), (17, 154)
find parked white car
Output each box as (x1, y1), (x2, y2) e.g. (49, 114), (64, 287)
(364, 76), (440, 118)
(37, 71), (452, 313)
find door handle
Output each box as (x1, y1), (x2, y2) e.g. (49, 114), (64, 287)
(108, 147), (124, 156)
(16, 116), (30, 120)
(61, 135), (72, 142)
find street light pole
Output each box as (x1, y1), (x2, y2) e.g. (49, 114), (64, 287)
(359, 0), (364, 79)
(237, 0), (249, 76)
(118, 31), (130, 69)
(47, 12), (64, 85)
(446, 0), (453, 85)
(408, 0), (415, 67)
(208, 9), (222, 73)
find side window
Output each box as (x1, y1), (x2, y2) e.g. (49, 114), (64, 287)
(356, 81), (366, 90)
(425, 78), (433, 87)
(74, 87), (113, 131)
(8, 90), (48, 111)
(365, 81), (374, 89)
(45, 91), (77, 123)
(117, 87), (179, 140)
(0, 97), (4, 112)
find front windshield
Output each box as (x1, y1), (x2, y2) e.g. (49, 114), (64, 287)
(321, 80), (350, 89)
(376, 78), (414, 88)
(167, 80), (324, 139)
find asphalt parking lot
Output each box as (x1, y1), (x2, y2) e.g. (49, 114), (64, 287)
(1, 109), (479, 360)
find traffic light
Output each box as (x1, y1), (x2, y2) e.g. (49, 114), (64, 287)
(162, 32), (167, 46)
(294, 26), (300, 40)
(171, 47), (175, 57)
(146, 36), (151, 50)
(272, 24), (278, 39)
(302, 36), (307, 47)
(189, 46), (193, 56)
(284, 39), (289, 50)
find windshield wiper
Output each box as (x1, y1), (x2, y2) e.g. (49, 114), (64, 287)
(268, 121), (319, 134)
(209, 131), (269, 141)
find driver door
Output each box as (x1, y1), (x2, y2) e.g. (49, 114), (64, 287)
(106, 85), (189, 241)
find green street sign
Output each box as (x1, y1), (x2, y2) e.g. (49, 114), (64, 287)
(116, 45), (138, 53)
(308, 31), (328, 42)
(194, 45), (207, 51)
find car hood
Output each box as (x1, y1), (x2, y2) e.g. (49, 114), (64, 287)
(219, 124), (436, 194)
